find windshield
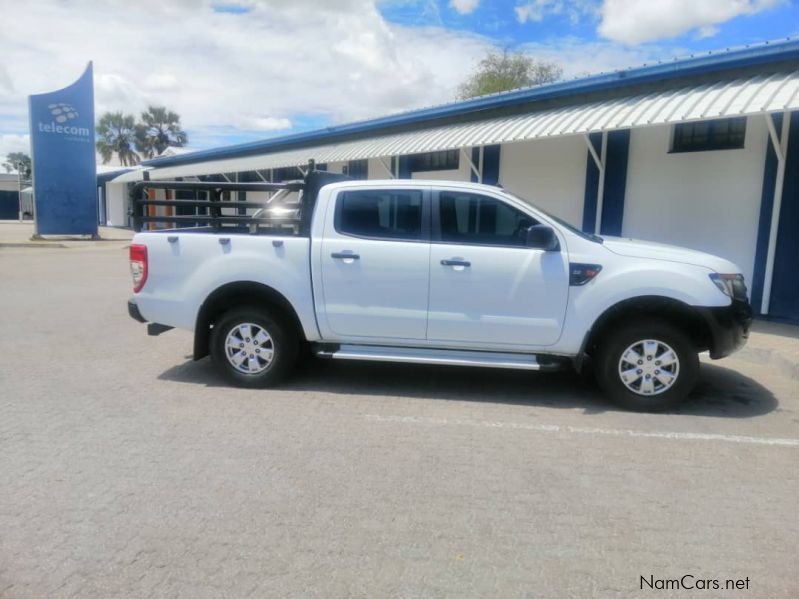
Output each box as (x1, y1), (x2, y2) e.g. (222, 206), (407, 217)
(504, 190), (604, 244)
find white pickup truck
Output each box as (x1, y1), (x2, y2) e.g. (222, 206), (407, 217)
(128, 171), (751, 411)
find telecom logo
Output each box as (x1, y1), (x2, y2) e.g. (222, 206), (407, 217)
(49, 103), (78, 123)
(37, 102), (90, 140)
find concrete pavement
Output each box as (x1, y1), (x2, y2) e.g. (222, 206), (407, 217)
(1, 240), (798, 598)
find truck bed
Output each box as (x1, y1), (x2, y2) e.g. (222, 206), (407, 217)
(133, 230), (318, 337)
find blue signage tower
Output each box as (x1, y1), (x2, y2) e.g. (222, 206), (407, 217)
(28, 62), (98, 236)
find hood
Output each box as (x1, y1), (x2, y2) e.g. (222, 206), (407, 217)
(602, 237), (741, 273)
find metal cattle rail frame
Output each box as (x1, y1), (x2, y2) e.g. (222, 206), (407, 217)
(129, 166), (350, 234)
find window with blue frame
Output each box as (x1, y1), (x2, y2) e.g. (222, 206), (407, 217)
(671, 117), (746, 153)
(343, 159), (368, 179)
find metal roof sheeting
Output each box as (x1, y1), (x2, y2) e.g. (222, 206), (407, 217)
(114, 70), (799, 182)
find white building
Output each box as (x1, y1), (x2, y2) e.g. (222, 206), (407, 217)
(101, 39), (799, 324)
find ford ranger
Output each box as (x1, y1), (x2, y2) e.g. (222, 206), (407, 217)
(127, 170), (751, 411)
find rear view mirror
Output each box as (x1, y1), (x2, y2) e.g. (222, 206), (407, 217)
(526, 224), (560, 251)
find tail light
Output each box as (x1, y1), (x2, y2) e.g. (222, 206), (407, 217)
(130, 244), (148, 292)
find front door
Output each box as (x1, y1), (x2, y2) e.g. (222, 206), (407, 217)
(319, 187), (431, 340)
(427, 189), (569, 347)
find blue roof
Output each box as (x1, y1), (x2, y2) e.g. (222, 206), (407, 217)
(145, 37), (799, 169)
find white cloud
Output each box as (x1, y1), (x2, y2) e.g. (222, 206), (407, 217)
(0, 0), (493, 151)
(0, 134), (30, 160)
(143, 73), (181, 93)
(598, 0), (783, 44)
(696, 25), (721, 39)
(515, 0), (554, 23)
(449, 0), (479, 15)
(519, 37), (672, 78)
(515, 0), (596, 25)
(239, 116), (293, 131)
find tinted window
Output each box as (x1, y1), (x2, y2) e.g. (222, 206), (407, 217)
(408, 150), (459, 172)
(439, 191), (537, 247)
(272, 166), (304, 181)
(672, 117), (746, 152)
(343, 159), (368, 179)
(336, 189), (423, 240)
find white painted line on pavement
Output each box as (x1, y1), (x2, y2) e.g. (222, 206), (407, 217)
(364, 414), (799, 447)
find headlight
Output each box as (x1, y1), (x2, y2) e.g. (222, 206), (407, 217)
(709, 273), (747, 300)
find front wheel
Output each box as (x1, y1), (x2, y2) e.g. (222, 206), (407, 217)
(595, 320), (699, 412)
(210, 307), (298, 388)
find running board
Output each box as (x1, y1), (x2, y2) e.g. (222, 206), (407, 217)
(314, 344), (566, 371)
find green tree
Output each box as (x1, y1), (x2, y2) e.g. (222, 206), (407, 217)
(134, 105), (188, 159)
(458, 49), (563, 99)
(2, 152), (31, 178)
(95, 112), (140, 166)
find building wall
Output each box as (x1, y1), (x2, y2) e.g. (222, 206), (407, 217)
(367, 157), (393, 179)
(498, 137), (587, 227)
(623, 116), (768, 286)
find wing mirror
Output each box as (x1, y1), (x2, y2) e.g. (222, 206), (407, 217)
(526, 224), (560, 251)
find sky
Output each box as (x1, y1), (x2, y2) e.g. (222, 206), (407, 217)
(1, 0), (798, 164)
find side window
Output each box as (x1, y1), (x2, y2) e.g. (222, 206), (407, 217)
(438, 191), (537, 247)
(336, 189), (423, 241)
(671, 117), (746, 152)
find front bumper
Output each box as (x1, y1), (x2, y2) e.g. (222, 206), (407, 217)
(698, 298), (752, 359)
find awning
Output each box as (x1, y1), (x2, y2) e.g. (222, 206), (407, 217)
(114, 69), (799, 181)
(109, 168), (148, 183)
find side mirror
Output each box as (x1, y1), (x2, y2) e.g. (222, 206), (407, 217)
(526, 224), (560, 251)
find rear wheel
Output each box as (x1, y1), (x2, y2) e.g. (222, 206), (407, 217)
(595, 319), (699, 411)
(210, 307), (297, 388)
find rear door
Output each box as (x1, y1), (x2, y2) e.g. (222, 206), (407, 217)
(427, 188), (569, 347)
(318, 186), (431, 340)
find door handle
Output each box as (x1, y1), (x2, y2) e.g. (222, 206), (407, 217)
(441, 259), (471, 267)
(331, 252), (360, 260)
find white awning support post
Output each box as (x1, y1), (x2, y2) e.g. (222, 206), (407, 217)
(761, 111), (791, 315)
(460, 147), (480, 181)
(378, 156), (395, 179)
(585, 132), (607, 235)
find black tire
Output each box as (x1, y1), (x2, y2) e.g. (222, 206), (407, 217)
(594, 319), (699, 412)
(210, 306), (298, 388)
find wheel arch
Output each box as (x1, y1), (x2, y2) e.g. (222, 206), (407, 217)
(582, 295), (713, 358)
(194, 281), (306, 360)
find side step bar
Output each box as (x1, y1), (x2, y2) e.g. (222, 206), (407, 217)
(314, 344), (567, 371)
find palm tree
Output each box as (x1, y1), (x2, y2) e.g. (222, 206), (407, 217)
(95, 112), (140, 166)
(135, 105), (188, 159)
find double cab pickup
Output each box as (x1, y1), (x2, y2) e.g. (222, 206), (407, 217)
(128, 171), (751, 411)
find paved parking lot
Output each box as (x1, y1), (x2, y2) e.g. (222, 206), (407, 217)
(1, 241), (798, 598)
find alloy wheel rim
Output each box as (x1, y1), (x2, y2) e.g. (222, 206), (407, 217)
(617, 339), (680, 396)
(224, 322), (275, 374)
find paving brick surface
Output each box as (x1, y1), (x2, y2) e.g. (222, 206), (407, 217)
(1, 244), (798, 598)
